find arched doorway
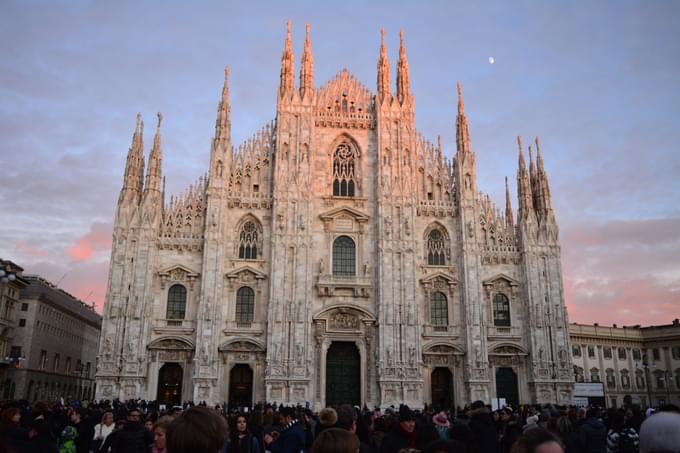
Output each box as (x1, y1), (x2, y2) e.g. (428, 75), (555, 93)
(431, 367), (453, 410)
(229, 364), (253, 408)
(157, 363), (183, 405)
(326, 342), (360, 407)
(495, 367), (519, 408)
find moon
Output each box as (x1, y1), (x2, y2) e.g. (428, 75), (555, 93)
(488, 56), (495, 64)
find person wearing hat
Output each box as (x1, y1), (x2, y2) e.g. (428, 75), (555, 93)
(379, 405), (416, 453)
(432, 412), (450, 440)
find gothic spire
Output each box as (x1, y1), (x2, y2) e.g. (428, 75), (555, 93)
(299, 23), (314, 99)
(377, 28), (391, 103)
(517, 135), (533, 220)
(505, 176), (514, 227)
(396, 30), (411, 104)
(215, 66), (231, 142)
(145, 112), (163, 193)
(122, 113), (145, 196)
(535, 136), (553, 212)
(279, 20), (295, 98)
(456, 82), (471, 155)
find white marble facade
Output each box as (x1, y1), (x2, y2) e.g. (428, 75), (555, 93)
(95, 25), (574, 409)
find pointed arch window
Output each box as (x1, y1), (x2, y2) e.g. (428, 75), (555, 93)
(239, 221), (259, 259)
(427, 230), (446, 265)
(431, 292), (448, 326)
(332, 235), (356, 276)
(235, 287), (255, 324)
(167, 284), (187, 320)
(492, 293), (511, 327)
(332, 143), (357, 197)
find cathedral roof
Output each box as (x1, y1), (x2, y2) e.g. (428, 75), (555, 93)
(315, 69), (374, 128)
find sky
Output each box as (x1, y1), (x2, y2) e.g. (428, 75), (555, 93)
(1, 1), (679, 326)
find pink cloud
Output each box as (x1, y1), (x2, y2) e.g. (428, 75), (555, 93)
(562, 218), (680, 326)
(14, 240), (49, 258)
(68, 222), (113, 262)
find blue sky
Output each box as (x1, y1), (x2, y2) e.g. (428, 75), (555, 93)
(1, 1), (679, 324)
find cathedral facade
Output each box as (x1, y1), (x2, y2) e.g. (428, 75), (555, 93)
(95, 25), (574, 409)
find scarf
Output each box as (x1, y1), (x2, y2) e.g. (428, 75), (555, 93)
(400, 425), (417, 447)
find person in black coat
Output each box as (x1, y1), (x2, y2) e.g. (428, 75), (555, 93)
(70, 407), (94, 453)
(264, 407), (305, 453)
(24, 418), (59, 453)
(577, 408), (607, 453)
(110, 408), (153, 453)
(468, 401), (498, 453)
(379, 406), (417, 453)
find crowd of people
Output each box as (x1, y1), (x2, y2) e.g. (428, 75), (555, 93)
(1, 397), (679, 453)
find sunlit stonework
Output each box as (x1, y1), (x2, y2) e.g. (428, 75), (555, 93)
(95, 24), (573, 409)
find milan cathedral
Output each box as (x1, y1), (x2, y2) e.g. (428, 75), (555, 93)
(95, 24), (574, 409)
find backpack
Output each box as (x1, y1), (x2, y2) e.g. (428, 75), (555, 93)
(617, 429), (637, 453)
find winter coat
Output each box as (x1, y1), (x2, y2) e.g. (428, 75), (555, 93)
(578, 417), (608, 453)
(110, 421), (152, 453)
(469, 409), (498, 453)
(606, 427), (639, 453)
(266, 420), (305, 453)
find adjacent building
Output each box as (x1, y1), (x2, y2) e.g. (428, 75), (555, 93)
(6, 275), (102, 401)
(96, 25), (574, 410)
(0, 259), (30, 398)
(570, 320), (680, 408)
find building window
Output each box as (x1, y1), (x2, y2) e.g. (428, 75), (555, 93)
(574, 366), (585, 382)
(492, 293), (510, 327)
(40, 350), (47, 370)
(166, 284), (187, 320)
(426, 230), (446, 266)
(572, 345), (582, 357)
(655, 372), (665, 389)
(238, 221), (259, 260)
(675, 371), (680, 389)
(86, 362), (91, 378)
(618, 348), (627, 360)
(332, 143), (357, 197)
(633, 349), (641, 361)
(332, 236), (356, 276)
(672, 347), (680, 360)
(430, 292), (448, 326)
(9, 346), (21, 358)
(621, 371), (630, 388)
(53, 354), (60, 372)
(636, 371), (645, 389)
(606, 370), (616, 389)
(18, 319), (26, 327)
(588, 346), (595, 358)
(235, 287), (255, 324)
(652, 348), (660, 361)
(65, 357), (71, 374)
(590, 368), (600, 383)
(20, 303), (28, 311)
(603, 347), (612, 359)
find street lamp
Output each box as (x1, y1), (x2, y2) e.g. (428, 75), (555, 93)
(636, 361), (655, 409)
(1, 355), (26, 368)
(0, 268), (18, 284)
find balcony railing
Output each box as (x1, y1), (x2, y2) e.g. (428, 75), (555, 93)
(316, 274), (372, 297)
(487, 326), (522, 339)
(152, 319), (196, 334)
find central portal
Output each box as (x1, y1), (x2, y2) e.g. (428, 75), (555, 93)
(229, 364), (253, 408)
(325, 341), (360, 407)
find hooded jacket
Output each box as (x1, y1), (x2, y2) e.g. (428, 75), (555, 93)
(578, 416), (607, 453)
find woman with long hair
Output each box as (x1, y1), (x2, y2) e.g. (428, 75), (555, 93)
(312, 428), (360, 453)
(93, 411), (115, 452)
(227, 414), (260, 453)
(152, 416), (173, 453)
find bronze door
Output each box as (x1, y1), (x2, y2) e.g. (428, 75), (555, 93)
(157, 363), (183, 405)
(495, 367), (519, 408)
(431, 367), (453, 409)
(326, 342), (360, 407)
(229, 364), (253, 408)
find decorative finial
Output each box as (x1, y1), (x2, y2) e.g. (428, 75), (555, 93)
(381, 27), (385, 46)
(535, 136), (541, 154)
(517, 135), (523, 153)
(306, 23), (310, 38)
(400, 29), (404, 46)
(457, 81), (465, 114)
(224, 65), (229, 81)
(156, 112), (163, 129)
(287, 20), (291, 36)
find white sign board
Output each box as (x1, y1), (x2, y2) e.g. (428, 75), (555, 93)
(572, 397), (589, 407)
(573, 383), (604, 397)
(492, 398), (507, 411)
